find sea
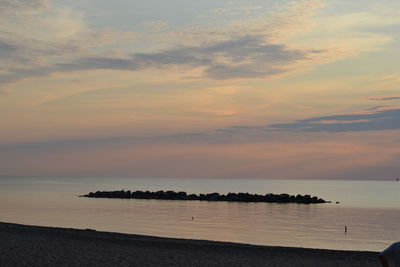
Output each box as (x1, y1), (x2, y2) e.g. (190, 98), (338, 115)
(0, 176), (399, 252)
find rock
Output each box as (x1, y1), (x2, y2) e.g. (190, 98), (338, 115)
(82, 190), (328, 204)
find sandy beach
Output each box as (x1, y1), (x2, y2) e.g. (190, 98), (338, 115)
(0, 222), (381, 267)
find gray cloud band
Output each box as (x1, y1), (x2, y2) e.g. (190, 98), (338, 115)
(264, 108), (400, 132)
(1, 108), (400, 151)
(0, 35), (310, 85)
(369, 96), (400, 101)
(0, 0), (48, 13)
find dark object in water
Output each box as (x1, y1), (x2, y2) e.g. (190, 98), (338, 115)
(81, 190), (328, 204)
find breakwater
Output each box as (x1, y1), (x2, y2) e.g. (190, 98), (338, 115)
(82, 190), (328, 204)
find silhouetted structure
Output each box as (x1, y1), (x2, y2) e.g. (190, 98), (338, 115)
(81, 190), (328, 204)
(379, 242), (400, 267)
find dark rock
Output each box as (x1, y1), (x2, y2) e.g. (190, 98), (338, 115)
(82, 189), (328, 204)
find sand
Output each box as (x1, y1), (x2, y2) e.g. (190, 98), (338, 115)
(0, 222), (381, 267)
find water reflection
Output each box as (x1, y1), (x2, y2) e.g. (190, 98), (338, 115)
(0, 177), (400, 251)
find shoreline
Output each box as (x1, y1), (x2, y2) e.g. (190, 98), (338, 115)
(0, 221), (381, 267)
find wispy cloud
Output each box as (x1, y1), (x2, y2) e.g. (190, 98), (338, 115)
(248, 108), (400, 133)
(369, 95), (400, 101)
(0, 0), (48, 13)
(2, 107), (400, 152)
(186, 107), (400, 141)
(1, 126), (399, 179)
(0, 0), (138, 87)
(1, 0), (398, 97)
(0, 0), (356, 87)
(65, 36), (307, 80)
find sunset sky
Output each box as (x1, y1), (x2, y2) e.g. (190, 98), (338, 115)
(1, 0), (399, 179)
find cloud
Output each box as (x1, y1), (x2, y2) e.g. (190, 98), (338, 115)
(262, 108), (400, 133)
(369, 96), (400, 101)
(0, 5), (137, 86)
(0, 34), (312, 84)
(1, 130), (399, 179)
(188, 107), (400, 142)
(0, 0), (48, 13)
(0, 0), (335, 87)
(3, 107), (400, 153)
(123, 36), (306, 79)
(0, 40), (20, 61)
(1, 0), (398, 87)
(210, 5), (265, 16)
(0, 132), (209, 152)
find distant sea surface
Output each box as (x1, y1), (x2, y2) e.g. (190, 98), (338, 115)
(0, 176), (399, 251)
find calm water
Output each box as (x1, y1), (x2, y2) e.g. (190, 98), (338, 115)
(0, 176), (399, 251)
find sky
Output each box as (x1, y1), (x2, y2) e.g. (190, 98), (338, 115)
(0, 0), (399, 179)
